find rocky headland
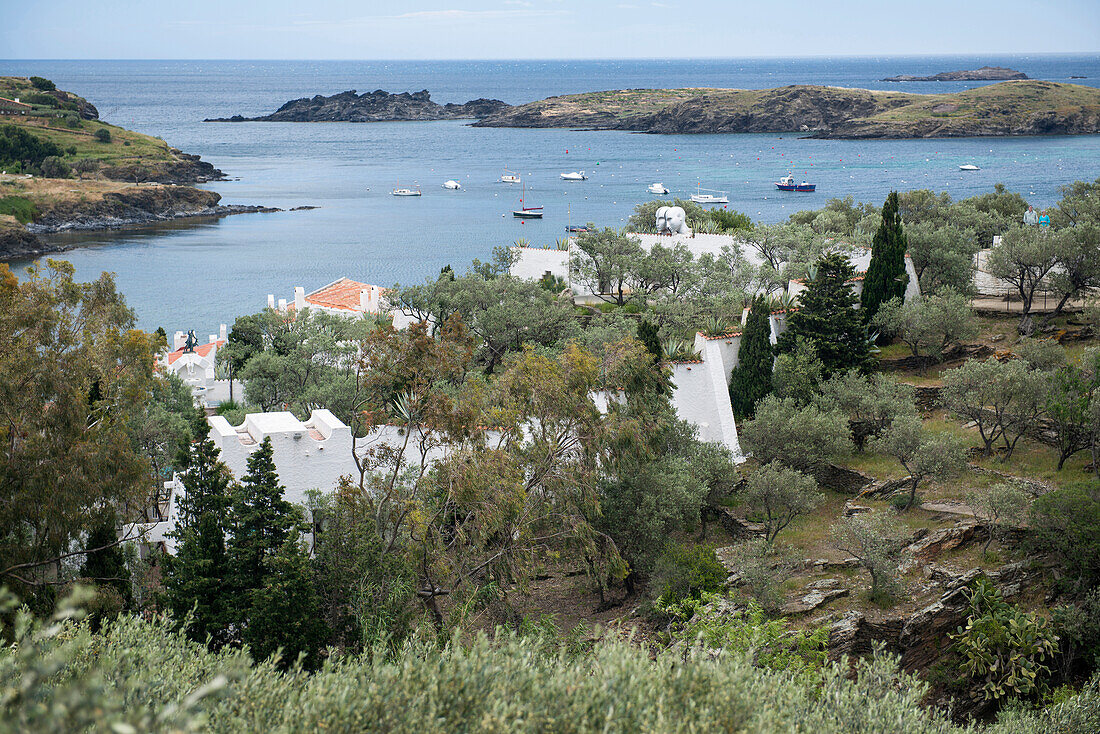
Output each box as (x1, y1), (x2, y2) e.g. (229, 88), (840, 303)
(881, 66), (1029, 82)
(473, 80), (1100, 139)
(206, 89), (511, 123)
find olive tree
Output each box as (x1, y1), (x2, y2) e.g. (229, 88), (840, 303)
(739, 395), (851, 472)
(871, 290), (977, 363)
(942, 358), (1048, 459)
(830, 512), (910, 600)
(743, 462), (823, 545)
(986, 226), (1063, 335)
(870, 416), (968, 511)
(966, 482), (1029, 554)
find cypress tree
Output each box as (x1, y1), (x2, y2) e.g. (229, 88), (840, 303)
(80, 511), (132, 607)
(779, 252), (873, 378)
(163, 437), (233, 648)
(860, 191), (909, 321)
(636, 319), (663, 366)
(226, 437), (295, 618)
(729, 295), (773, 419)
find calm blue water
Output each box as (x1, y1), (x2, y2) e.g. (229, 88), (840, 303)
(2, 57), (1099, 330)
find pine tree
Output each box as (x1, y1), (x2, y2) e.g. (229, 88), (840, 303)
(162, 437), (233, 648)
(729, 295), (773, 419)
(779, 252), (873, 378)
(860, 191), (910, 322)
(226, 437), (295, 620)
(244, 533), (330, 670)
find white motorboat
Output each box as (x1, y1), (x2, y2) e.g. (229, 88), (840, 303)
(690, 186), (729, 204)
(442, 180), (462, 190)
(391, 184), (422, 196)
(560, 171), (588, 181)
(500, 167), (521, 184)
(959, 164), (981, 171)
(647, 183), (670, 195)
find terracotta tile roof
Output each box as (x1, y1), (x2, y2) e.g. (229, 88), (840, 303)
(699, 331), (742, 340)
(166, 340), (224, 365)
(305, 278), (386, 312)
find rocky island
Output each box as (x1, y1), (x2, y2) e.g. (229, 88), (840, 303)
(473, 80), (1100, 139)
(0, 76), (276, 260)
(206, 89), (511, 123)
(881, 65), (1029, 82)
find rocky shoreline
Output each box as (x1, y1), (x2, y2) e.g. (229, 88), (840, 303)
(1, 186), (288, 261)
(207, 89), (510, 123)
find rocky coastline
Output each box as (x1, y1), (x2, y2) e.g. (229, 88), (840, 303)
(206, 89), (511, 123)
(473, 81), (1100, 139)
(881, 66), (1029, 82)
(1, 186), (285, 261)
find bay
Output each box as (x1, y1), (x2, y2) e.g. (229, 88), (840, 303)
(2, 56), (1098, 330)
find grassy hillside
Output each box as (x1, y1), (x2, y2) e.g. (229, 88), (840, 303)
(0, 76), (220, 181)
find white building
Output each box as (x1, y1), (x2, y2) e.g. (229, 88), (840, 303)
(161, 326), (232, 407)
(269, 277), (419, 329)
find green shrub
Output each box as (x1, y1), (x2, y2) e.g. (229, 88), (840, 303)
(63, 116), (82, 129)
(597, 301), (617, 313)
(707, 208), (753, 232)
(1053, 589), (1100, 680)
(0, 125), (64, 169)
(650, 543), (726, 605)
(39, 156), (69, 178)
(951, 577), (1058, 702)
(1029, 481), (1100, 592)
(24, 92), (59, 108)
(0, 196), (38, 224)
(0, 586), (978, 734)
(94, 128), (112, 143)
(29, 76), (56, 91)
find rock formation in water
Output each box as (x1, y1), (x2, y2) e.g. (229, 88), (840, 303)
(881, 66), (1029, 82)
(206, 89), (511, 123)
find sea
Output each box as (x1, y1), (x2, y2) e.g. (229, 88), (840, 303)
(2, 56), (1099, 330)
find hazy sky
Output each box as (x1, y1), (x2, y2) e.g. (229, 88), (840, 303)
(3, 0), (1098, 59)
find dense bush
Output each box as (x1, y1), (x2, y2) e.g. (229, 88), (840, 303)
(94, 127), (112, 143)
(1029, 481), (1100, 592)
(0, 125), (64, 170)
(29, 76), (56, 91)
(649, 543), (727, 605)
(23, 92), (59, 108)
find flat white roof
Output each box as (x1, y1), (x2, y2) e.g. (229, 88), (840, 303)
(245, 411), (306, 439)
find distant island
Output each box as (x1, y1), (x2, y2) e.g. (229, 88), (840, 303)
(473, 80), (1100, 139)
(206, 89), (511, 123)
(881, 66), (1029, 82)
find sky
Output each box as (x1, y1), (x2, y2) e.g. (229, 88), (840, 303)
(2, 0), (1099, 59)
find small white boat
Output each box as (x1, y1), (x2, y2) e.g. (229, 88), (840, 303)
(391, 184), (422, 196)
(959, 164), (981, 171)
(647, 183), (670, 195)
(500, 167), (520, 184)
(690, 185), (729, 204)
(442, 180), (462, 190)
(560, 171), (588, 181)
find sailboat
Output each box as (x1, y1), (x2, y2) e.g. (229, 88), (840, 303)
(500, 167), (521, 184)
(690, 184), (728, 204)
(391, 182), (422, 196)
(512, 182), (543, 219)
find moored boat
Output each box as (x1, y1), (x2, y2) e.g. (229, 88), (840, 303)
(959, 164), (981, 171)
(774, 175), (815, 192)
(392, 183), (422, 196)
(561, 171), (588, 181)
(512, 182), (543, 219)
(500, 166), (521, 184)
(442, 180), (462, 190)
(647, 183), (670, 195)
(690, 185), (729, 204)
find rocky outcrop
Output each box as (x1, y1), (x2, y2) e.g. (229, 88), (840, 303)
(0, 217), (46, 260)
(882, 67), (1029, 82)
(99, 151), (226, 184)
(207, 89), (511, 123)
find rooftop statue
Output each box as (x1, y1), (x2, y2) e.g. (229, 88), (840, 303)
(655, 205), (691, 236)
(183, 330), (198, 353)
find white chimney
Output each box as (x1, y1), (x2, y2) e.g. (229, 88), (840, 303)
(267, 294), (275, 309)
(173, 331), (186, 350)
(360, 287), (379, 313)
(208, 334), (217, 344)
(278, 298), (287, 311)
(294, 286), (306, 311)
(219, 324), (227, 341)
